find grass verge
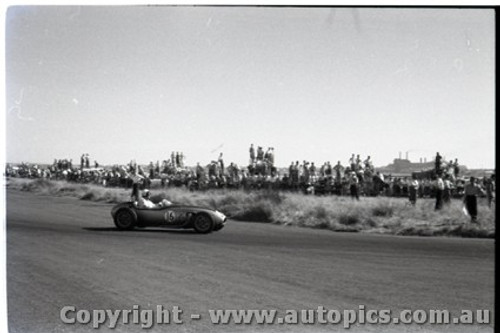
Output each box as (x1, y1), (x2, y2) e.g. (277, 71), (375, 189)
(5, 178), (495, 238)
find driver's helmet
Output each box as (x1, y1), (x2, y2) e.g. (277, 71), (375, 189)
(142, 189), (150, 198)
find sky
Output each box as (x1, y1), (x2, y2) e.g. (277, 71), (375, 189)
(3, 6), (496, 169)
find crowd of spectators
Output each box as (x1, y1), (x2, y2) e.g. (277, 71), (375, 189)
(4, 149), (495, 207)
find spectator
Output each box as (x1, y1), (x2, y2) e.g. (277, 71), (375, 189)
(309, 162), (317, 177)
(349, 154), (356, 171)
(302, 162), (310, 184)
(409, 174), (419, 206)
(364, 156), (373, 171)
(288, 162), (294, 179)
(453, 159), (460, 179)
(443, 174), (452, 205)
(324, 161), (332, 176)
(464, 177), (485, 223)
(171, 152), (176, 167)
(218, 153), (225, 176)
(484, 174), (495, 209)
(292, 161), (300, 188)
(434, 174), (444, 210)
(176, 152), (181, 167)
(334, 161), (344, 184)
(349, 172), (360, 200)
(130, 182), (140, 202)
(130, 168), (143, 186)
(249, 144), (255, 163)
(264, 148), (270, 161)
(435, 152), (442, 174)
(179, 152), (184, 168)
(268, 147), (275, 165)
(257, 146), (264, 161)
(148, 162), (155, 178)
(355, 154), (362, 171)
(196, 162), (204, 181)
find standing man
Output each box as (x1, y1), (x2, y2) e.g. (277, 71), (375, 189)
(309, 162), (317, 177)
(249, 144), (255, 164)
(268, 147), (274, 165)
(435, 152), (442, 175)
(464, 177), (485, 223)
(257, 146), (264, 161)
(176, 152), (181, 168)
(302, 161), (310, 184)
(349, 154), (356, 171)
(218, 153), (225, 177)
(349, 172), (360, 200)
(179, 152), (184, 168)
(171, 152), (176, 168)
(264, 148), (271, 162)
(293, 161), (300, 190)
(484, 174), (495, 209)
(453, 159), (460, 179)
(408, 174), (419, 206)
(129, 169), (143, 201)
(443, 175), (452, 205)
(364, 156), (373, 171)
(148, 162), (155, 178)
(434, 174), (444, 210)
(288, 162), (294, 181)
(324, 161), (332, 177)
(196, 162), (204, 182)
(334, 161), (344, 184)
(355, 154), (362, 171)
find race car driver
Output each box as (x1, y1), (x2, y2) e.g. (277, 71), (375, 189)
(137, 189), (172, 209)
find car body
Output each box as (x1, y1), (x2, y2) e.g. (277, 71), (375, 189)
(111, 202), (227, 233)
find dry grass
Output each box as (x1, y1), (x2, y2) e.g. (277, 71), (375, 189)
(6, 178), (495, 238)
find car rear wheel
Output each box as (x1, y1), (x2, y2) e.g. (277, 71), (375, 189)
(193, 213), (213, 234)
(114, 209), (136, 230)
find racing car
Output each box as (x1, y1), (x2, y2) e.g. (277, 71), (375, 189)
(111, 201), (227, 233)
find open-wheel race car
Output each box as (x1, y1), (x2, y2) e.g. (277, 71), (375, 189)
(111, 202), (227, 233)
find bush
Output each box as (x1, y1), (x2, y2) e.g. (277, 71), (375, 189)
(233, 205), (273, 222)
(338, 213), (360, 226)
(372, 204), (394, 217)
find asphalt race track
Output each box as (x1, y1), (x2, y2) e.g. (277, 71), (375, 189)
(6, 190), (494, 333)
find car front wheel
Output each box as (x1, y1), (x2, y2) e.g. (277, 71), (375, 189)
(193, 214), (213, 234)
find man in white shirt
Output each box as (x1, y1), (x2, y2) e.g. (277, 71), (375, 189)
(434, 174), (445, 210)
(349, 154), (356, 171)
(349, 172), (360, 200)
(409, 175), (419, 205)
(464, 177), (485, 223)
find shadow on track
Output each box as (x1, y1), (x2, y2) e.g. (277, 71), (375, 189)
(82, 227), (195, 234)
